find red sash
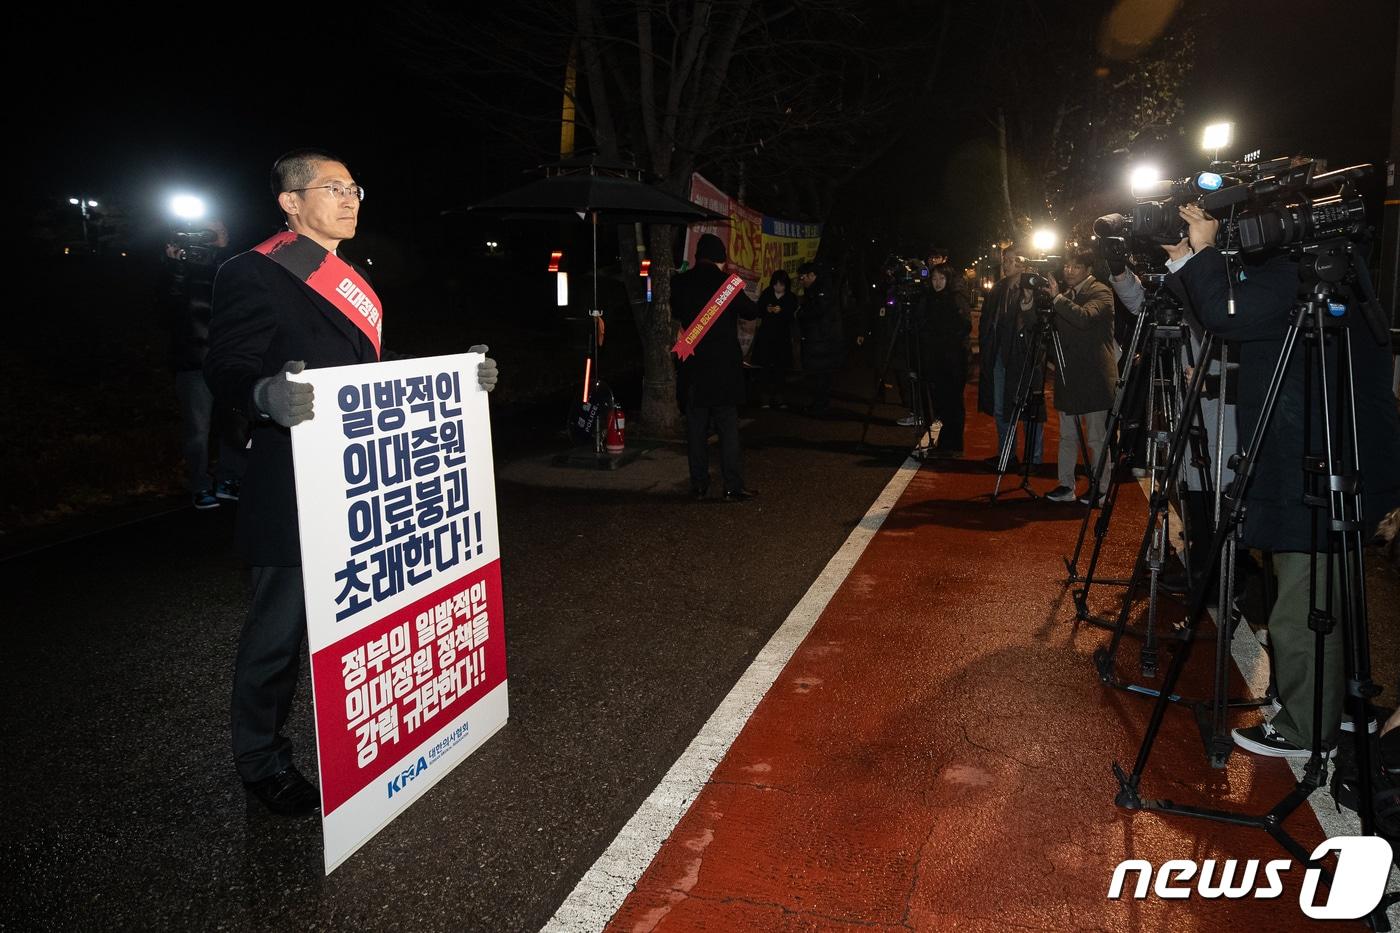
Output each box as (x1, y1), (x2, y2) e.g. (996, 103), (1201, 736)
(254, 231), (383, 359)
(671, 274), (747, 361)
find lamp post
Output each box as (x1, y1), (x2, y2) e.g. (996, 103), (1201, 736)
(68, 196), (98, 249)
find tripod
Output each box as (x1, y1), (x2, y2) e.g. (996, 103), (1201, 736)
(859, 289), (937, 454)
(990, 307), (1087, 502)
(1074, 307), (1218, 654)
(1064, 303), (1152, 586)
(1112, 246), (1392, 930)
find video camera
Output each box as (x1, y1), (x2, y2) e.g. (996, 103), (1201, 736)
(1093, 171), (1231, 246)
(883, 255), (929, 292)
(1197, 159), (1370, 254)
(170, 229), (219, 265)
(1017, 271), (1057, 313)
(1095, 156), (1372, 257)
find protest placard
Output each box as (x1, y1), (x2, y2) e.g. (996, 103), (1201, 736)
(290, 351), (507, 873)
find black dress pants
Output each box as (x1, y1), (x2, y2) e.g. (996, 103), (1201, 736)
(686, 400), (743, 494)
(932, 355), (967, 451)
(231, 565), (307, 782)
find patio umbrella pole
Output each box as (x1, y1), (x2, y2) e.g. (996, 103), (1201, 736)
(591, 209), (602, 454)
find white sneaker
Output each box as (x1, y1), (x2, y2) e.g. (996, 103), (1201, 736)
(896, 412), (919, 427)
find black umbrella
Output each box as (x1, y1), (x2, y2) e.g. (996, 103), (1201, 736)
(470, 158), (726, 435)
(471, 156), (725, 225)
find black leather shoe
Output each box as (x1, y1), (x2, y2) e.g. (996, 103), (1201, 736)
(723, 488), (759, 502)
(244, 766), (321, 817)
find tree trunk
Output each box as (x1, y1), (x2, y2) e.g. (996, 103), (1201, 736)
(635, 225), (680, 436)
(997, 107), (1016, 240)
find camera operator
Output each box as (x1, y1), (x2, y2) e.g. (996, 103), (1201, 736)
(1042, 249), (1118, 503)
(977, 246), (1044, 467)
(163, 219), (246, 509)
(1173, 201), (1400, 759)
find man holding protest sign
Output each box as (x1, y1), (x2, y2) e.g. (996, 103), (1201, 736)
(206, 149), (499, 816)
(671, 233), (760, 502)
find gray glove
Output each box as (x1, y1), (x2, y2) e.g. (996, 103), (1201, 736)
(470, 344), (499, 392)
(253, 360), (315, 427)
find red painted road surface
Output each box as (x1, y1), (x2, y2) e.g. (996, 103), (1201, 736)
(607, 398), (1350, 932)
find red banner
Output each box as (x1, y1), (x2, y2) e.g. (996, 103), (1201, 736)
(671, 274), (748, 361)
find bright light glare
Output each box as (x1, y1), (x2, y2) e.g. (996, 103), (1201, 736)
(1129, 165), (1161, 192)
(556, 271), (569, 307)
(87, 200), (98, 207)
(68, 198), (80, 205)
(1202, 122), (1233, 152)
(169, 194), (207, 221)
(1031, 228), (1058, 253)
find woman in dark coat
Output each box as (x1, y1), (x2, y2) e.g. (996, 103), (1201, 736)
(751, 269), (798, 407)
(924, 264), (972, 454)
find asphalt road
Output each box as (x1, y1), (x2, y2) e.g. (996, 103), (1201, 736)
(0, 383), (918, 933)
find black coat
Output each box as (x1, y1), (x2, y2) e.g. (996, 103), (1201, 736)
(923, 283), (971, 361)
(1049, 275), (1118, 414)
(205, 249), (380, 566)
(751, 286), (798, 371)
(1178, 246), (1400, 552)
(798, 275), (844, 374)
(977, 277), (1041, 420)
(671, 263), (758, 407)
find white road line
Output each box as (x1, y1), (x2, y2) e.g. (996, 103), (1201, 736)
(541, 456), (924, 933)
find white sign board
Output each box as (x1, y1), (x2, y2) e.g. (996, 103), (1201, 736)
(290, 352), (508, 873)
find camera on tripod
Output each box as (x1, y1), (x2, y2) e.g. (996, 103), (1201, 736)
(1197, 158), (1371, 255)
(1018, 271), (1055, 311)
(1093, 171), (1230, 246)
(883, 255), (929, 294)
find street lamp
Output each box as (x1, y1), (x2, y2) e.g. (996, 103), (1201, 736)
(68, 196), (99, 248)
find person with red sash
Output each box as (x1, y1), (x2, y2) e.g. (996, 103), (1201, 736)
(205, 149), (499, 816)
(671, 233), (759, 501)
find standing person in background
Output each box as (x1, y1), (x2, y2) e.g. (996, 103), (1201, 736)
(797, 262), (843, 416)
(924, 264), (971, 457)
(671, 233), (760, 501)
(751, 269), (798, 408)
(164, 219), (246, 509)
(1042, 248), (1118, 503)
(977, 245), (1043, 467)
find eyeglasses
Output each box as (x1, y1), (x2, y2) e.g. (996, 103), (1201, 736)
(290, 182), (365, 202)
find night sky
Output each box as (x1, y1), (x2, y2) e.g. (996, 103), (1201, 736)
(19, 3), (1399, 263)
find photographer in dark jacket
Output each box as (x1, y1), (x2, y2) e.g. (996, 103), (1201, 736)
(1043, 249), (1119, 502)
(1174, 201), (1400, 760)
(977, 246), (1044, 465)
(164, 220), (246, 509)
(752, 269), (798, 408)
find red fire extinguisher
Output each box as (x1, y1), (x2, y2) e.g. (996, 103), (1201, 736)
(605, 402), (626, 455)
